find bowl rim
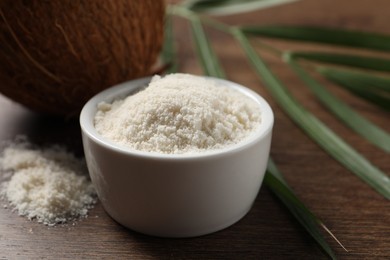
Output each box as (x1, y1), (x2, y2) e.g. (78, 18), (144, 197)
(80, 75), (274, 160)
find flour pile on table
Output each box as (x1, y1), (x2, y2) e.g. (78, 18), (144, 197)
(0, 138), (96, 226)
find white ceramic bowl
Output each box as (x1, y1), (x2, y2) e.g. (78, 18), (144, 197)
(80, 76), (274, 237)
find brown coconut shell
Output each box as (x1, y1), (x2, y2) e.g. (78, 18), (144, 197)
(0, 0), (164, 116)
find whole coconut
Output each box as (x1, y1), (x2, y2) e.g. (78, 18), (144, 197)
(0, 0), (164, 116)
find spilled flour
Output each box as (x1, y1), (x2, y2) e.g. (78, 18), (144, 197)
(95, 73), (261, 154)
(0, 138), (96, 226)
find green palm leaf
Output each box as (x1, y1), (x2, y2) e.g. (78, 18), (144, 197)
(265, 171), (339, 260)
(284, 54), (390, 152)
(234, 29), (390, 199)
(287, 52), (390, 72)
(242, 26), (390, 51)
(319, 67), (390, 93)
(267, 159), (345, 260)
(184, 0), (299, 16)
(319, 67), (390, 111)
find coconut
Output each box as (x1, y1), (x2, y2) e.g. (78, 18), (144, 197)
(0, 0), (164, 116)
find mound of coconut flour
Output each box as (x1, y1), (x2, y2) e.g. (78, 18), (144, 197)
(0, 138), (96, 226)
(95, 73), (261, 154)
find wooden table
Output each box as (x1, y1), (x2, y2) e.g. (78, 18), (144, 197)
(1, 0), (389, 259)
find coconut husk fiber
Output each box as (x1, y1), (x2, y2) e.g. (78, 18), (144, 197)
(0, 0), (164, 116)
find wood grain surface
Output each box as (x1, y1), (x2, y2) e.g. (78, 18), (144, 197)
(1, 0), (389, 259)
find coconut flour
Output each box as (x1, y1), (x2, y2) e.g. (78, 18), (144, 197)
(0, 138), (97, 226)
(95, 73), (261, 154)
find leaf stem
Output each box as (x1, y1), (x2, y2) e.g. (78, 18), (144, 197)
(253, 38), (283, 58)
